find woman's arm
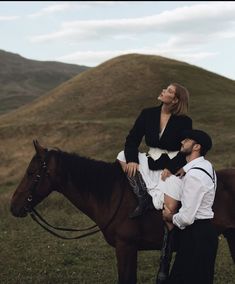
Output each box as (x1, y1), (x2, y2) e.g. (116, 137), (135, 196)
(124, 109), (146, 164)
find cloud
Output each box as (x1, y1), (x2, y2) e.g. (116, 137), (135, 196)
(30, 2), (235, 44)
(0, 15), (19, 21)
(176, 51), (218, 62)
(28, 1), (123, 18)
(28, 3), (73, 18)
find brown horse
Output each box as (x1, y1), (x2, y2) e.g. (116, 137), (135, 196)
(10, 141), (235, 284)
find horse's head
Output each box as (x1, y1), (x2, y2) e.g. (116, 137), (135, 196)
(11, 140), (60, 217)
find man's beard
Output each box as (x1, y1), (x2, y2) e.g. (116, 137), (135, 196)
(180, 146), (193, 157)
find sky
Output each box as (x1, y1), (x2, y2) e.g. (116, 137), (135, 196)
(1, 1), (235, 80)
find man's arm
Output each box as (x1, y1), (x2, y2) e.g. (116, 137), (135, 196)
(163, 174), (206, 229)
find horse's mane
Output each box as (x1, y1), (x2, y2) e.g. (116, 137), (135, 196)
(50, 150), (125, 201)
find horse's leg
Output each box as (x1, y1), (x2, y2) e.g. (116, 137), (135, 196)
(115, 241), (138, 284)
(223, 228), (235, 263)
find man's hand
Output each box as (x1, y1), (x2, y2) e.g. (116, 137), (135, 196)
(162, 204), (173, 222)
(161, 168), (172, 181)
(125, 162), (139, 177)
(175, 168), (186, 178)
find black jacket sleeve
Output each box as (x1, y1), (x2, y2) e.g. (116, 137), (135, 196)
(124, 110), (146, 163)
(167, 152), (187, 174)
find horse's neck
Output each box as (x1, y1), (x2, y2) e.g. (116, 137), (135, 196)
(61, 179), (121, 228)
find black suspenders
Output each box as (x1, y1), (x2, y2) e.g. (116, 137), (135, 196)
(190, 167), (216, 186)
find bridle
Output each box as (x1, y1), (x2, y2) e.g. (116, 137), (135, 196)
(25, 150), (125, 240)
(24, 157), (48, 214)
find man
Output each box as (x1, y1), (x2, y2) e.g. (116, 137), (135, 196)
(162, 129), (218, 284)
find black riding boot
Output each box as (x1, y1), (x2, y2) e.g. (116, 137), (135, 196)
(127, 171), (153, 219)
(156, 226), (175, 284)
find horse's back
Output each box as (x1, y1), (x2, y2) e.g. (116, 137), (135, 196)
(213, 168), (235, 232)
(216, 168), (235, 192)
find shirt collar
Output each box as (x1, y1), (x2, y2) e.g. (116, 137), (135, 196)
(183, 156), (205, 173)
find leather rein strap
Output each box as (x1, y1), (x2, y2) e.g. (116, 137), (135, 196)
(29, 152), (125, 240)
(30, 209), (101, 240)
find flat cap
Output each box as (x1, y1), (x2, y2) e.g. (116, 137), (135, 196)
(182, 129), (212, 153)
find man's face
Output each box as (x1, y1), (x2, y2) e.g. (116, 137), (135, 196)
(180, 138), (197, 156)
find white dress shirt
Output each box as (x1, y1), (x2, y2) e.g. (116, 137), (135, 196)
(173, 157), (217, 230)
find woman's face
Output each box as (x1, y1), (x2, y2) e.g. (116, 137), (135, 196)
(158, 85), (177, 105)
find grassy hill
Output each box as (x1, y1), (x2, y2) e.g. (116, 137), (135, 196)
(0, 53), (234, 185)
(0, 49), (89, 114)
(0, 53), (234, 283)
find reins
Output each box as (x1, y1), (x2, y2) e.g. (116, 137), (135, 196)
(31, 208), (98, 232)
(30, 209), (101, 240)
(28, 151), (125, 240)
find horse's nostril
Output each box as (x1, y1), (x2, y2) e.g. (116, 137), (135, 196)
(10, 204), (18, 217)
(10, 204), (27, 218)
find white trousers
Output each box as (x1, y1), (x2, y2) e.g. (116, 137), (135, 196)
(117, 151), (183, 210)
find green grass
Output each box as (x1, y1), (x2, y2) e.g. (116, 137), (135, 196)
(0, 53), (234, 283)
(1, 186), (234, 284)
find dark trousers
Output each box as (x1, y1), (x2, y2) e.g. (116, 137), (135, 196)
(168, 219), (218, 284)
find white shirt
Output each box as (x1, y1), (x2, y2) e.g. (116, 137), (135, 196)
(148, 147), (178, 161)
(172, 157), (217, 230)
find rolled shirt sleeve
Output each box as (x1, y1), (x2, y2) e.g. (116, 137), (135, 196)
(172, 174), (207, 230)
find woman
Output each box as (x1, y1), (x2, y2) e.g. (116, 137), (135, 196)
(117, 82), (192, 220)
(117, 82), (193, 283)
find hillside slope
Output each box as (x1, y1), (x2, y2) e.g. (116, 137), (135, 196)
(0, 53), (234, 185)
(0, 49), (89, 114)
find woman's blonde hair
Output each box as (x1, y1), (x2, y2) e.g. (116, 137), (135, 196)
(169, 83), (189, 115)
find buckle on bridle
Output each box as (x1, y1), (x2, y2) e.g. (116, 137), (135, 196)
(27, 195), (33, 202)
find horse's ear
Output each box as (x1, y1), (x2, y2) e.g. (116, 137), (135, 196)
(33, 139), (38, 150)
(33, 139), (46, 158)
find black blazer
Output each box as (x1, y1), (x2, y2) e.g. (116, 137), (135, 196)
(124, 106), (192, 173)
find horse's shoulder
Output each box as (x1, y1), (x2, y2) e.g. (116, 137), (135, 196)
(216, 168), (235, 180)
(216, 168), (235, 194)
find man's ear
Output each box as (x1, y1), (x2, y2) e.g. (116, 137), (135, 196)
(194, 143), (201, 152)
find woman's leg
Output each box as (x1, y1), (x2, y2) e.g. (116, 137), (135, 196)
(117, 159), (152, 218)
(164, 194), (179, 230)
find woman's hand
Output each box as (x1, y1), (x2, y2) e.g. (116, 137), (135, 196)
(175, 168), (186, 178)
(161, 168), (172, 181)
(125, 162), (139, 177)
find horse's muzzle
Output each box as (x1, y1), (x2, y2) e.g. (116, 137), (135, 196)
(10, 204), (28, 218)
